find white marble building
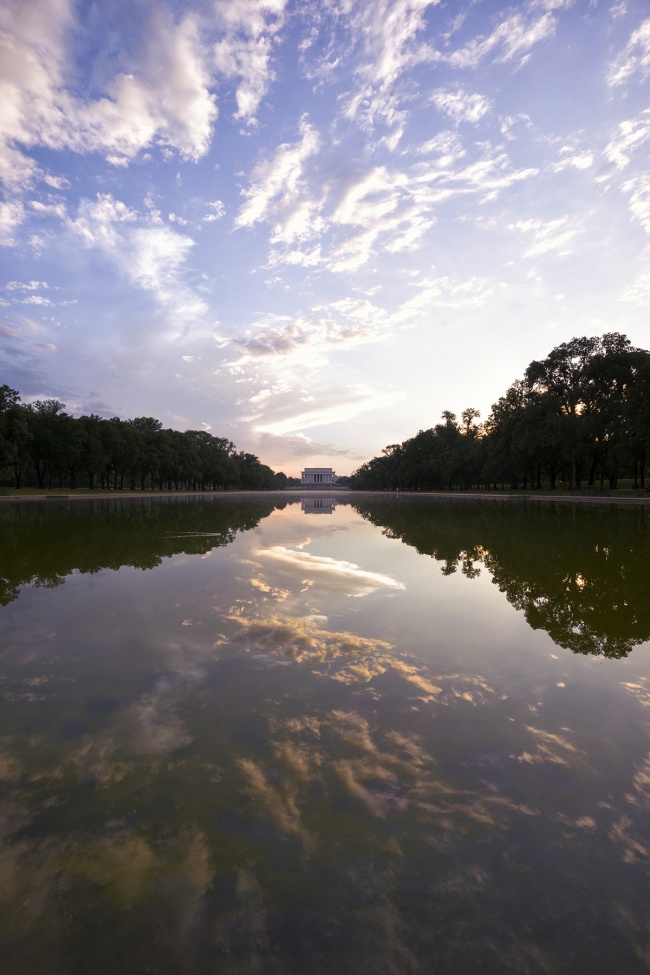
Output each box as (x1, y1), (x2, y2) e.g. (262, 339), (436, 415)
(301, 467), (337, 486)
(301, 497), (337, 514)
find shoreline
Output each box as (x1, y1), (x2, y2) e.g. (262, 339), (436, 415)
(2, 488), (650, 506)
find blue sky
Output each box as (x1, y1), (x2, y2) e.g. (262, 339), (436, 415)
(1, 0), (650, 475)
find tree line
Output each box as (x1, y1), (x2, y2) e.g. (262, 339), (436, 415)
(351, 333), (650, 492)
(0, 389), (285, 491)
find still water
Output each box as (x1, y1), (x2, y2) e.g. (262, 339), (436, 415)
(1, 493), (650, 974)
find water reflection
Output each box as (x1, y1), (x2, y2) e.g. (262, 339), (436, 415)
(354, 497), (650, 658)
(2, 496), (650, 973)
(301, 495), (338, 514)
(0, 496), (282, 605)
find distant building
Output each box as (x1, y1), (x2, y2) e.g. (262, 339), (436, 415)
(301, 497), (337, 514)
(301, 467), (338, 486)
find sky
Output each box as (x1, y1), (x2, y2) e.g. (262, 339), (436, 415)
(1, 0), (650, 476)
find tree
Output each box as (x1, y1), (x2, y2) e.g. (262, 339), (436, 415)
(26, 400), (72, 489)
(78, 415), (108, 489)
(0, 386), (31, 486)
(524, 333), (635, 489)
(461, 407), (481, 435)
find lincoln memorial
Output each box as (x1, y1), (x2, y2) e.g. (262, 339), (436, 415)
(301, 467), (338, 486)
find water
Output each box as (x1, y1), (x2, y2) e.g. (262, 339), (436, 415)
(1, 493), (650, 974)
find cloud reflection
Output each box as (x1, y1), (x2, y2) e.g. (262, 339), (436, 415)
(517, 726), (579, 767)
(224, 612), (396, 684)
(255, 545), (405, 597)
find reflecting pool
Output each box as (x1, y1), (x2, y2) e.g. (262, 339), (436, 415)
(2, 493), (650, 974)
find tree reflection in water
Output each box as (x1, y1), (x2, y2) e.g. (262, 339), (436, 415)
(0, 496), (284, 606)
(353, 498), (650, 658)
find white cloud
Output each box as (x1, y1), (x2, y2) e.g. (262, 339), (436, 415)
(29, 199), (68, 220)
(509, 216), (580, 257)
(499, 113), (533, 141)
(333, 166), (404, 226)
(257, 135), (539, 274)
(67, 193), (207, 328)
(78, 9), (217, 165)
(620, 269), (650, 305)
(351, 0), (439, 89)
(604, 110), (650, 170)
(253, 383), (405, 435)
(413, 130), (466, 164)
(202, 200), (225, 223)
(317, 0), (440, 140)
(4, 280), (49, 292)
(0, 201), (26, 246)
(392, 274), (494, 322)
(212, 0), (287, 122)
(621, 176), (650, 235)
(608, 17), (650, 87)
(414, 150), (539, 203)
(42, 173), (70, 190)
(0, 1), (219, 189)
(445, 9), (557, 69)
(550, 149), (594, 173)
(234, 117), (322, 239)
(430, 89), (492, 125)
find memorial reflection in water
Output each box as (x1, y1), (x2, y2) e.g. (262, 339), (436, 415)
(301, 495), (338, 514)
(1, 494), (650, 975)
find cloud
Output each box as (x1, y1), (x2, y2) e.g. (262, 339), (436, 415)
(29, 199), (68, 220)
(21, 295), (53, 306)
(0, 201), (26, 245)
(236, 109), (538, 275)
(620, 267), (650, 305)
(4, 280), (49, 292)
(338, 0), (439, 139)
(232, 316), (316, 359)
(621, 176), (650, 235)
(213, 0), (288, 122)
(413, 130), (466, 163)
(230, 299), (390, 365)
(604, 110), (650, 171)
(508, 216), (580, 257)
(392, 274), (495, 321)
(250, 383), (405, 436)
(333, 166), (405, 226)
(608, 17), (650, 87)
(263, 145), (538, 274)
(67, 193), (208, 328)
(430, 88), (492, 125)
(202, 200), (225, 223)
(234, 117), (321, 239)
(549, 148), (594, 173)
(252, 429), (363, 469)
(444, 8), (558, 69)
(85, 8), (217, 165)
(42, 173), (70, 190)
(0, 0), (219, 191)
